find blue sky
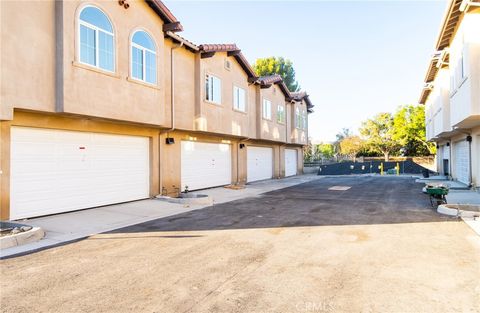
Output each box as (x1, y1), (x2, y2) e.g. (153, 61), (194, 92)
(165, 0), (447, 142)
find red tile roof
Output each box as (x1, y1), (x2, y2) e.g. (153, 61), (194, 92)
(198, 44), (239, 53)
(257, 74), (283, 85)
(198, 44), (257, 81)
(146, 0), (183, 32)
(291, 91), (314, 112)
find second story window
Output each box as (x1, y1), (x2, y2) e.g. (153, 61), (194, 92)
(295, 107), (301, 128)
(263, 99), (272, 120)
(233, 86), (246, 112)
(277, 104), (285, 123)
(79, 6), (114, 72)
(131, 31), (156, 84)
(302, 109), (308, 129)
(206, 74), (221, 104)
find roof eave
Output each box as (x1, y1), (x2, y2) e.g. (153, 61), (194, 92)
(146, 0), (184, 32)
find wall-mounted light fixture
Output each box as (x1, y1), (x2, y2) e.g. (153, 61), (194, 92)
(239, 143), (245, 149)
(166, 138), (175, 145)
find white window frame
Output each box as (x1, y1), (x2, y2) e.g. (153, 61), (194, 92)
(277, 104), (285, 124)
(302, 109), (307, 130)
(295, 107), (301, 129)
(233, 86), (246, 112)
(205, 74), (222, 104)
(78, 5), (115, 72)
(130, 30), (157, 85)
(262, 99), (272, 120)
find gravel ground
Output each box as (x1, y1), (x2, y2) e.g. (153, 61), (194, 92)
(1, 176), (479, 313)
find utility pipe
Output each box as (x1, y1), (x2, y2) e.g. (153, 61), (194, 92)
(159, 41), (183, 195)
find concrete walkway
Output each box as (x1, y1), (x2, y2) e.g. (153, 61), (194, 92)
(446, 189), (480, 236)
(0, 174), (321, 258)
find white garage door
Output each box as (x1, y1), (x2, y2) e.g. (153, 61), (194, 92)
(247, 146), (273, 182)
(10, 127), (150, 220)
(285, 149), (297, 177)
(181, 141), (231, 191)
(454, 140), (469, 184)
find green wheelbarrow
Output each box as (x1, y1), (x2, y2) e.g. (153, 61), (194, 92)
(426, 185), (449, 207)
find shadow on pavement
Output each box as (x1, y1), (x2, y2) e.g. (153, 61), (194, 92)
(108, 176), (455, 234)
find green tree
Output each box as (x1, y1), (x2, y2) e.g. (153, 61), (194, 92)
(253, 57), (300, 92)
(359, 113), (399, 161)
(339, 136), (364, 161)
(317, 143), (335, 159)
(303, 142), (314, 162)
(333, 128), (351, 157)
(393, 104), (435, 156)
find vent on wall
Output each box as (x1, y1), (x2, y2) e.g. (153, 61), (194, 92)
(225, 59), (231, 71)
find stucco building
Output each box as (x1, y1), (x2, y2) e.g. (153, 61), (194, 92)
(420, 0), (480, 188)
(0, 0), (313, 220)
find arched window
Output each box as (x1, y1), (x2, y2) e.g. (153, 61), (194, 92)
(78, 6), (115, 72)
(131, 31), (156, 84)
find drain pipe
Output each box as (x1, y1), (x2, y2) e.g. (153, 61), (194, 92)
(467, 135), (473, 188)
(159, 41), (183, 195)
(448, 140), (452, 180)
(165, 41), (184, 134)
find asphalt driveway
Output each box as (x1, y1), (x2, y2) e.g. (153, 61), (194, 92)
(1, 176), (479, 312)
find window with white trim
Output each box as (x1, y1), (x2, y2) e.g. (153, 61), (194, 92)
(277, 104), (285, 123)
(263, 99), (272, 120)
(233, 86), (246, 112)
(302, 109), (307, 129)
(205, 74), (222, 104)
(79, 6), (114, 72)
(295, 107), (301, 128)
(131, 31), (156, 84)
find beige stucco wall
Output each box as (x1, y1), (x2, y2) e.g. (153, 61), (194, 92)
(1, 0), (56, 120)
(61, 0), (168, 125)
(258, 85), (287, 142)
(289, 100), (308, 145)
(195, 52), (255, 137)
(163, 40), (196, 131)
(0, 111), (161, 220)
(0, 0), (310, 219)
(1, 0), (172, 126)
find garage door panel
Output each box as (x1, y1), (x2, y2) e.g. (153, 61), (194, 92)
(247, 147), (273, 182)
(181, 141), (232, 191)
(454, 140), (469, 185)
(285, 149), (297, 177)
(10, 127), (150, 220)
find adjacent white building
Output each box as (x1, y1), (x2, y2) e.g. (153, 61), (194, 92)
(420, 0), (480, 187)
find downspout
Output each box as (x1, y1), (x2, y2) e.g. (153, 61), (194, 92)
(467, 135), (473, 187)
(448, 141), (452, 180)
(159, 41), (183, 195)
(164, 41), (184, 134)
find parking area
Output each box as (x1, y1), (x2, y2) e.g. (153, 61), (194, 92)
(1, 176), (479, 312)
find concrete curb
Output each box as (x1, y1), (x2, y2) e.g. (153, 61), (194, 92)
(437, 204), (480, 236)
(0, 227), (45, 250)
(155, 194), (213, 206)
(437, 204), (480, 218)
